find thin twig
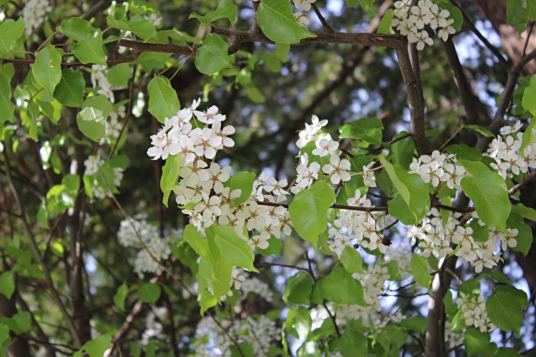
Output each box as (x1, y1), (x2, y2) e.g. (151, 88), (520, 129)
(311, 3), (333, 33)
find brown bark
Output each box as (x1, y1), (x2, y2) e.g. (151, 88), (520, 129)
(0, 293), (32, 357)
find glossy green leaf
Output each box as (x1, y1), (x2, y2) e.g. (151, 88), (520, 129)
(322, 267), (367, 306)
(160, 153), (181, 207)
(137, 283), (161, 304)
(183, 224), (208, 259)
(289, 181), (335, 247)
(0, 17), (25, 56)
(83, 334), (113, 357)
(463, 328), (497, 357)
(33, 46), (62, 95)
(377, 9), (393, 34)
(54, 69), (85, 107)
(214, 225), (258, 272)
(411, 254), (431, 288)
(147, 76), (181, 123)
(461, 171), (510, 232)
(380, 155), (430, 223)
(389, 131), (415, 169)
(446, 144), (482, 162)
(113, 283), (129, 311)
(194, 34), (233, 74)
(256, 0), (316, 44)
(463, 124), (495, 138)
(59, 18), (106, 64)
(224, 172), (256, 207)
(486, 288), (527, 335)
(0, 272), (15, 299)
(77, 95), (113, 142)
(339, 118), (383, 145)
(0, 73), (14, 123)
(190, 0), (237, 25)
(283, 272), (313, 306)
(522, 75), (536, 116)
(340, 245), (364, 274)
(206, 232), (233, 300)
(286, 306), (312, 340)
(457, 160), (489, 175)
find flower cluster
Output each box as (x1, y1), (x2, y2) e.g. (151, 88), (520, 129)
(100, 105), (126, 145)
(455, 293), (496, 333)
(83, 155), (124, 199)
(409, 150), (466, 189)
(392, 0), (456, 50)
(328, 190), (395, 257)
(487, 121), (536, 179)
(147, 100), (292, 253)
(22, 0), (52, 38)
(117, 215), (175, 278)
(195, 315), (280, 357)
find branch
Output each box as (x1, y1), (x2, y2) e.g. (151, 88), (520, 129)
(1, 51), (141, 68)
(441, 38), (490, 126)
(2, 150), (82, 348)
(508, 169), (536, 196)
(311, 3), (333, 33)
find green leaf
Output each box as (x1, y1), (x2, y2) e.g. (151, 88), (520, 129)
(338, 329), (368, 356)
(322, 267), (367, 306)
(289, 181), (335, 247)
(0, 73), (14, 123)
(486, 288), (527, 335)
(380, 155), (430, 223)
(497, 347), (522, 357)
(256, 0), (316, 44)
(33, 46), (62, 95)
(256, 235), (282, 256)
(522, 75), (536, 116)
(183, 224), (209, 259)
(511, 203), (536, 222)
(463, 124), (495, 138)
(126, 16), (157, 39)
(160, 153), (181, 207)
(460, 171), (510, 232)
(113, 283), (129, 311)
(137, 283), (161, 304)
(0, 324), (9, 346)
(446, 144), (482, 162)
(377, 9), (393, 34)
(54, 69), (85, 107)
(340, 245), (364, 274)
(283, 272), (313, 305)
(410, 254), (431, 288)
(59, 18), (106, 64)
(83, 334), (113, 357)
(339, 118), (384, 145)
(506, 0), (529, 34)
(214, 225), (258, 272)
(0, 18), (25, 56)
(77, 95), (113, 142)
(439, 3), (464, 31)
(1, 312), (31, 334)
(0, 272), (15, 299)
(194, 34), (233, 74)
(107, 63), (131, 87)
(463, 328), (497, 357)
(520, 119), (536, 153)
(224, 172), (255, 207)
(190, 0), (237, 25)
(376, 325), (408, 354)
(206, 232), (233, 300)
(389, 131), (415, 169)
(286, 306), (312, 340)
(507, 213), (533, 256)
(147, 76), (181, 123)
(400, 316), (427, 334)
(457, 160), (489, 175)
